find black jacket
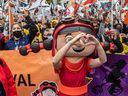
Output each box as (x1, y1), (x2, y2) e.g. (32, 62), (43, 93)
(23, 16), (38, 44)
(0, 81), (6, 96)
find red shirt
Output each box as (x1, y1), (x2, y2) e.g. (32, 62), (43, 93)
(57, 57), (92, 96)
(0, 58), (17, 96)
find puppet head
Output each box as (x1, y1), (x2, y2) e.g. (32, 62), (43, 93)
(32, 81), (58, 96)
(52, 17), (97, 57)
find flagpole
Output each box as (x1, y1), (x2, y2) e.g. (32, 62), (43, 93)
(120, 0), (122, 18)
(111, 0), (113, 29)
(9, 1), (11, 39)
(1, 0), (4, 18)
(2, 0), (4, 10)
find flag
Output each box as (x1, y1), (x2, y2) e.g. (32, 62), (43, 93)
(66, 0), (75, 16)
(124, 0), (128, 6)
(30, 0), (36, 5)
(73, 2), (80, 16)
(9, 7), (14, 28)
(18, 0), (28, 7)
(101, 2), (112, 12)
(9, 1), (14, 38)
(84, 0), (96, 5)
(124, 12), (128, 24)
(66, 0), (82, 16)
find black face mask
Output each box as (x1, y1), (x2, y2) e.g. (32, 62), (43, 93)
(43, 37), (48, 41)
(13, 31), (22, 38)
(0, 27), (4, 33)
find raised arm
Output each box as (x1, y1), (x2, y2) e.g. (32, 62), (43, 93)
(86, 34), (107, 68)
(52, 33), (85, 69)
(23, 10), (38, 44)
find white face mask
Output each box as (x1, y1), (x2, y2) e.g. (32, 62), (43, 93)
(47, 35), (53, 39)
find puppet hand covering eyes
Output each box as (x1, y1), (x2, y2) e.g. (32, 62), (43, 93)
(52, 18), (107, 96)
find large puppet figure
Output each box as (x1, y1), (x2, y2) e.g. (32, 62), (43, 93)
(52, 18), (107, 96)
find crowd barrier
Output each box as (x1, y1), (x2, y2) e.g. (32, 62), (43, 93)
(0, 50), (128, 96)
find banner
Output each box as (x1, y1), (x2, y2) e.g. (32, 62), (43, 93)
(101, 2), (112, 12)
(89, 54), (128, 96)
(0, 50), (59, 96)
(0, 50), (128, 96)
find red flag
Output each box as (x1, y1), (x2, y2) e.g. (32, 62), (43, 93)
(9, 2), (14, 32)
(124, 0), (128, 6)
(9, 1), (15, 7)
(124, 12), (128, 24)
(9, 8), (14, 28)
(84, 0), (96, 5)
(73, 2), (80, 16)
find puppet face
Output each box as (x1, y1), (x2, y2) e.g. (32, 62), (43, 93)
(42, 89), (56, 96)
(57, 31), (96, 57)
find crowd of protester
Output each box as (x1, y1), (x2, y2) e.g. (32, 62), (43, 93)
(0, 8), (128, 55)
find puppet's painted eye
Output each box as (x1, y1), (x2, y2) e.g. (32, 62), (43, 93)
(65, 36), (73, 43)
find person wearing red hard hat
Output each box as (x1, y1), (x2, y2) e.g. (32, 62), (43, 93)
(52, 17), (107, 96)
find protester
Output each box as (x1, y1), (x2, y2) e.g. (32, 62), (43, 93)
(0, 0), (127, 54)
(4, 10), (38, 50)
(0, 32), (4, 50)
(114, 23), (123, 33)
(105, 29), (124, 54)
(43, 28), (53, 41)
(0, 20), (5, 50)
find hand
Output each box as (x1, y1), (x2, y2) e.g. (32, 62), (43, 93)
(69, 33), (86, 45)
(108, 32), (118, 40)
(18, 15), (24, 22)
(22, 10), (29, 17)
(85, 34), (100, 46)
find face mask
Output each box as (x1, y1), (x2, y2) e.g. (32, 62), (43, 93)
(0, 27), (4, 33)
(43, 37), (48, 41)
(13, 31), (22, 38)
(47, 34), (53, 39)
(43, 34), (53, 41)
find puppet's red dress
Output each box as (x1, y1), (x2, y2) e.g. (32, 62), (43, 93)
(56, 57), (92, 96)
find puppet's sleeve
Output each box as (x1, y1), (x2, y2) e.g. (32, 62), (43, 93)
(86, 58), (93, 73)
(53, 58), (64, 74)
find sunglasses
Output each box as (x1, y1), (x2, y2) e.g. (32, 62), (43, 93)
(56, 17), (95, 35)
(60, 17), (92, 25)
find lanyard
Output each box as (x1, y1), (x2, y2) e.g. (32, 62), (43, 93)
(15, 40), (19, 50)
